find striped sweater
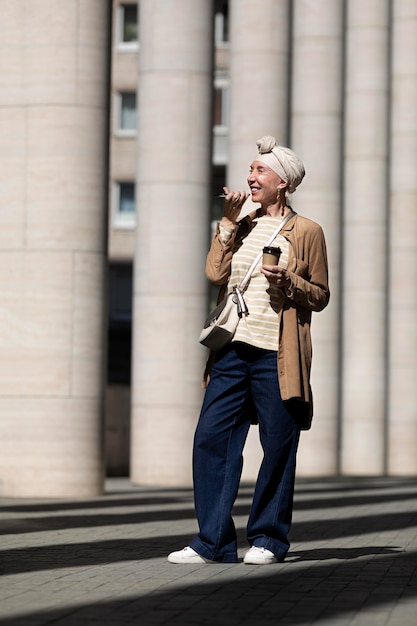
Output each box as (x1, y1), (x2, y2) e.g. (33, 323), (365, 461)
(225, 215), (291, 351)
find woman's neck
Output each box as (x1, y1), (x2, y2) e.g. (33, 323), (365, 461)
(262, 203), (292, 218)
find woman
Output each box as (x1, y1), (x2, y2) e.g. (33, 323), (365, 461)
(168, 136), (329, 565)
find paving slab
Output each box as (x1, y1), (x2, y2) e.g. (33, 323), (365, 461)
(1, 476), (417, 625)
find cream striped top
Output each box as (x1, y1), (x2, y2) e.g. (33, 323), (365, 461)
(227, 216), (291, 351)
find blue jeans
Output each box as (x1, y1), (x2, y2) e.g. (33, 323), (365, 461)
(190, 342), (300, 563)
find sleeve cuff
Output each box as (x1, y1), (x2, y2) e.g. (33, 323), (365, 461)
(284, 282), (295, 299)
(218, 222), (235, 244)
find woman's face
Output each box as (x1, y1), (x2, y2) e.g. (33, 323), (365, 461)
(247, 160), (286, 206)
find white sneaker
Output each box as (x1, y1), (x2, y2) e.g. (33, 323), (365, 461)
(243, 546), (278, 565)
(167, 546), (215, 564)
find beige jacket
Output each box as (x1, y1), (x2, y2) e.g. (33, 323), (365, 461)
(204, 209), (330, 429)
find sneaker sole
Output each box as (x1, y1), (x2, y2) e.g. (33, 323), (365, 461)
(243, 557), (278, 565)
(167, 555), (215, 564)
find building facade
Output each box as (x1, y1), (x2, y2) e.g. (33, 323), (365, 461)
(0, 0), (416, 497)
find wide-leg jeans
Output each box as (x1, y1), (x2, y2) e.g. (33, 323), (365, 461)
(190, 342), (300, 563)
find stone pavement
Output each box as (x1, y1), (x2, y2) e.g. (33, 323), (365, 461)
(1, 475), (417, 626)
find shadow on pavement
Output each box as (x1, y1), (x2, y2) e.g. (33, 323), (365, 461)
(1, 477), (417, 624)
(2, 477), (417, 537)
(1, 506), (416, 575)
(0, 548), (415, 625)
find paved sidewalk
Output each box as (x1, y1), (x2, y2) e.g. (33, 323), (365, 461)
(1, 476), (417, 625)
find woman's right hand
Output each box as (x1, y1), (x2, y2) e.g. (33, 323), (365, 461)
(221, 187), (249, 224)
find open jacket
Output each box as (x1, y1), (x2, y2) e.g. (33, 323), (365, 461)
(203, 209), (330, 430)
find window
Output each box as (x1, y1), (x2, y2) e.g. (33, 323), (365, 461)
(213, 82), (229, 130)
(212, 76), (229, 165)
(117, 3), (138, 49)
(114, 182), (136, 228)
(107, 263), (133, 385)
(116, 92), (137, 135)
(214, 0), (229, 46)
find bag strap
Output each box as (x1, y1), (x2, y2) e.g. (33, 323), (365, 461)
(238, 211), (295, 291)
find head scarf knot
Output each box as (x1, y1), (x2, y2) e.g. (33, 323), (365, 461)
(255, 135), (305, 194)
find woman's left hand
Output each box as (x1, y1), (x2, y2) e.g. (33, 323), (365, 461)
(261, 265), (291, 288)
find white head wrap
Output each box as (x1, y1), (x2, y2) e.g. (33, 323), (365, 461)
(255, 136), (305, 194)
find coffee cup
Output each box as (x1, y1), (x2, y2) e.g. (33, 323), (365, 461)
(262, 246), (281, 265)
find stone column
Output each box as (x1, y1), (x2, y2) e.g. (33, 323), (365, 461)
(226, 0), (292, 480)
(388, 0), (417, 474)
(291, 0), (344, 475)
(227, 0), (291, 192)
(130, 0), (213, 485)
(0, 1), (110, 497)
(340, 0), (390, 474)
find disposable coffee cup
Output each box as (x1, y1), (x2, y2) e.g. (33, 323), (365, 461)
(262, 246), (281, 265)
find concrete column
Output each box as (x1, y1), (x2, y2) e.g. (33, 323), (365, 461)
(130, 0), (213, 485)
(0, 1), (110, 496)
(228, 0), (291, 192)
(341, 1), (390, 474)
(388, 0), (417, 474)
(226, 0), (292, 480)
(291, 0), (344, 475)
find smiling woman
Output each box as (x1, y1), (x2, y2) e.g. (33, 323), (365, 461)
(168, 136), (330, 566)
(247, 161), (287, 219)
